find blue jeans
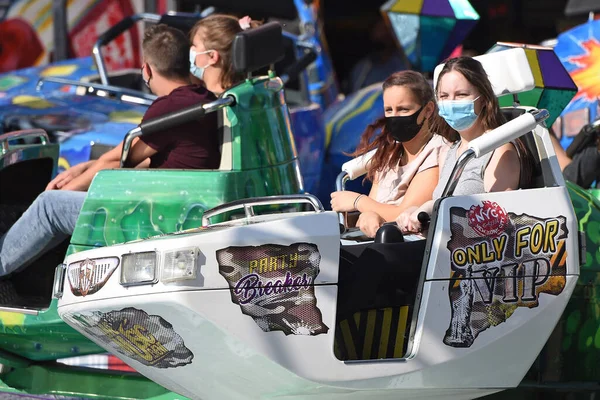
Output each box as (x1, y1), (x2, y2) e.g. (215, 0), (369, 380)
(0, 190), (85, 276)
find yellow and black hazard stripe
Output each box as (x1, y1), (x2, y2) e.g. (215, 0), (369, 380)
(334, 306), (411, 360)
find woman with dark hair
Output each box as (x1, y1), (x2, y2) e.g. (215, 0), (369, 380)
(330, 70), (453, 237)
(397, 56), (533, 233)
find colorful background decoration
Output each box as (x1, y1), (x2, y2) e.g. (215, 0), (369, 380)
(554, 18), (600, 148)
(380, 0), (480, 72)
(0, 0), (143, 74)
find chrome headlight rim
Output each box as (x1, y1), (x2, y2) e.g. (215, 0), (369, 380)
(119, 250), (159, 287)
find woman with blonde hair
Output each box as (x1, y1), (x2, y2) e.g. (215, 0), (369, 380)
(189, 14), (261, 94)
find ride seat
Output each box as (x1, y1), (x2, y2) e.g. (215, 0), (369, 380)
(217, 109), (232, 170)
(500, 108), (544, 189)
(0, 158), (54, 205)
(0, 156), (63, 308)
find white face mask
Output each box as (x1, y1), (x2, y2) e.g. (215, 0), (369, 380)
(189, 48), (213, 80)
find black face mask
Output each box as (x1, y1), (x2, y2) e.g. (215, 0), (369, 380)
(385, 107), (425, 143)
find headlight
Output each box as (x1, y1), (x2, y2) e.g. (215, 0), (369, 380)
(120, 251), (158, 286)
(162, 247), (199, 282)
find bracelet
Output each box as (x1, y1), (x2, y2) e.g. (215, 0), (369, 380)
(353, 194), (365, 211)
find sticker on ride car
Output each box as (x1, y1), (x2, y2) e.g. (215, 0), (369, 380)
(216, 242), (329, 336)
(63, 307), (193, 368)
(444, 201), (568, 348)
(67, 257), (120, 297)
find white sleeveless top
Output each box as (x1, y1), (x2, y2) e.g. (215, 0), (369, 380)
(432, 141), (494, 200)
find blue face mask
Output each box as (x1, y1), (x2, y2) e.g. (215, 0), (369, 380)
(189, 48), (212, 80)
(437, 96), (481, 131)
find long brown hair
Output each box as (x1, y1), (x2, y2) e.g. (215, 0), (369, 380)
(432, 56), (533, 188)
(190, 14), (262, 90)
(431, 57), (504, 138)
(351, 71), (448, 182)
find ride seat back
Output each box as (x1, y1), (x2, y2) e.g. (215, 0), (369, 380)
(225, 22), (298, 171)
(433, 48), (535, 97)
(231, 21), (284, 74)
(500, 107), (544, 189)
(217, 109), (232, 170)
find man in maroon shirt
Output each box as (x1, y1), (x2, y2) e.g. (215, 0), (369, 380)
(0, 24), (221, 277)
(47, 24), (220, 191)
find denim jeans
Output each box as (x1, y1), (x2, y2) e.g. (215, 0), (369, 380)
(0, 190), (86, 276)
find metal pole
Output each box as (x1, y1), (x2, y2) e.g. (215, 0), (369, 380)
(52, 0), (69, 61)
(144, 0), (156, 13)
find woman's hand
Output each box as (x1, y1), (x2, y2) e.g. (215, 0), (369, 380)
(357, 211), (385, 238)
(45, 161), (93, 190)
(395, 206), (422, 234)
(330, 191), (363, 212)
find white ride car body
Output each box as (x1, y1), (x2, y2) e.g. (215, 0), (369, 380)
(55, 48), (582, 400)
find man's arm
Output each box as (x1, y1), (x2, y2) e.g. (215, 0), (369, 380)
(61, 138), (157, 191)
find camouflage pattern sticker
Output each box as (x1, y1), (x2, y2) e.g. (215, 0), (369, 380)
(217, 243), (329, 336)
(64, 308), (193, 368)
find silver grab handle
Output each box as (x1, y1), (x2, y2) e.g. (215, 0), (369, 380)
(202, 194), (324, 226)
(335, 171), (350, 227)
(93, 13), (161, 86)
(336, 171), (350, 192)
(119, 126), (143, 168)
(36, 77), (157, 105)
(1, 129), (49, 155)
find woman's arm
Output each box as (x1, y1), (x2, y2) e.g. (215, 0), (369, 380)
(330, 172), (380, 212)
(484, 142), (520, 192)
(356, 166), (439, 221)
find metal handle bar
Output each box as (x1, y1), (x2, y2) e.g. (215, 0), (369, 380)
(1, 129), (49, 155)
(36, 77), (157, 105)
(93, 13), (161, 86)
(202, 194), (324, 226)
(335, 171), (351, 227)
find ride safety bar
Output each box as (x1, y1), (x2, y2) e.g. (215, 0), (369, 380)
(119, 95), (235, 167)
(0, 129), (49, 155)
(36, 77), (157, 105)
(201, 194), (324, 226)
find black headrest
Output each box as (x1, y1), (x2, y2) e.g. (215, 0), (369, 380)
(232, 21), (284, 74)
